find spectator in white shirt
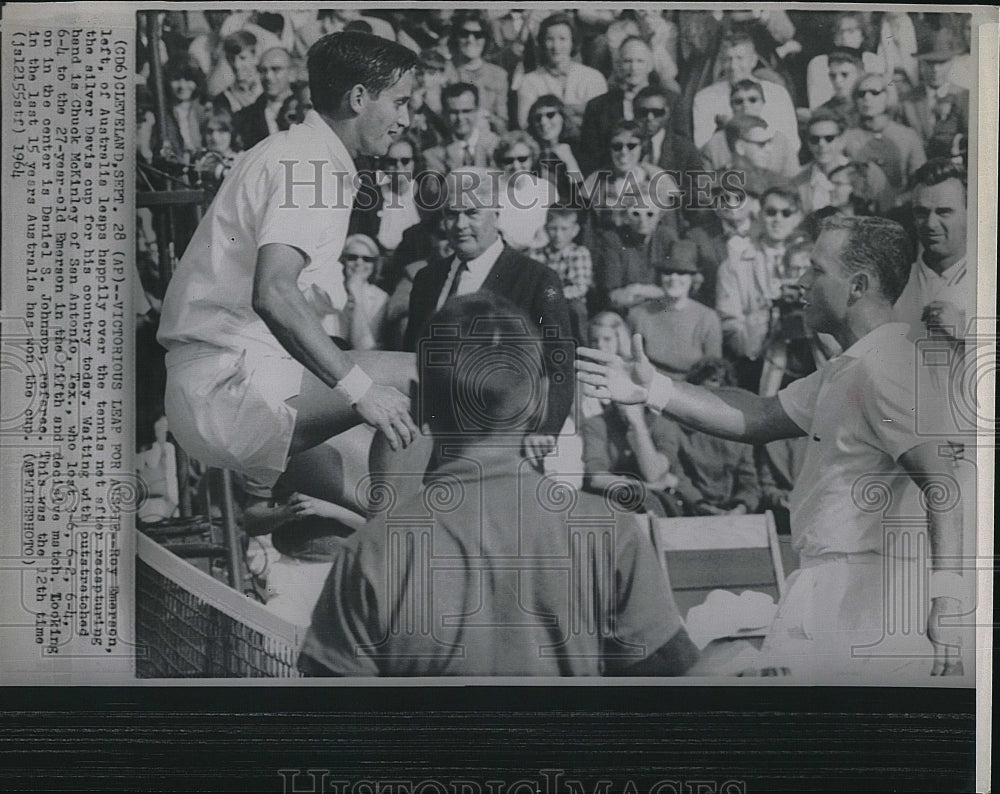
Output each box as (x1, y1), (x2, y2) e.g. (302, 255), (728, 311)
(692, 31), (799, 153)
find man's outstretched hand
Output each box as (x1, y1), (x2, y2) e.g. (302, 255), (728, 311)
(576, 334), (658, 405)
(355, 384), (418, 451)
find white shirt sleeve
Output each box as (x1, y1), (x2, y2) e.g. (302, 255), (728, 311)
(777, 366), (823, 435)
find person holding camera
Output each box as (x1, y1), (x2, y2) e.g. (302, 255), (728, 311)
(577, 216), (967, 681)
(300, 293), (699, 677)
(715, 186), (804, 392)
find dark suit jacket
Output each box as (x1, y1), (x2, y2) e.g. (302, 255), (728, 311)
(234, 94), (272, 150)
(404, 245), (575, 435)
(578, 86), (683, 177)
(901, 85), (969, 160)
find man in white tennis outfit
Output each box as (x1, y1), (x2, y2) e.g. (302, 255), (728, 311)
(158, 32), (421, 497)
(577, 216), (970, 682)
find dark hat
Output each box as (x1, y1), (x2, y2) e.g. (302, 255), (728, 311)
(656, 240), (700, 273)
(916, 28), (961, 62)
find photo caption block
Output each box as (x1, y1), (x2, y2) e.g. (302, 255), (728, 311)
(2, 6), (136, 682)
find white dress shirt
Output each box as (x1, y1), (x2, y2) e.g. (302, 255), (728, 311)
(436, 237), (504, 310)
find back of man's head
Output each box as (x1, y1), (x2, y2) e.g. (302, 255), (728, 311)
(418, 293), (547, 441)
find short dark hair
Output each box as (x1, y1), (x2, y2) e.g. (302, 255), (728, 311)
(761, 185), (802, 212)
(164, 53), (207, 100)
(807, 107), (845, 134)
(730, 79), (765, 100)
(721, 31), (756, 53)
(307, 31), (418, 114)
(820, 216), (913, 304)
(537, 13), (578, 65)
(828, 49), (863, 68)
(419, 293), (546, 439)
(222, 31), (258, 63)
(634, 84), (672, 108)
(442, 81), (480, 109)
(912, 157), (968, 191)
(608, 119), (643, 141)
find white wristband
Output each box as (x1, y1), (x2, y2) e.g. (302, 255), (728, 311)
(334, 365), (373, 406)
(644, 373), (675, 414)
(929, 571), (967, 602)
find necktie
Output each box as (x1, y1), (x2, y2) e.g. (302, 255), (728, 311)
(446, 261), (469, 301)
(463, 142), (474, 166)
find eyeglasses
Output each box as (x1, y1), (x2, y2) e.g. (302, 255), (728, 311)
(501, 154), (532, 166)
(763, 207), (797, 218)
(531, 110), (560, 123)
(385, 156), (413, 167)
(808, 134), (839, 145)
(458, 28), (487, 40)
(636, 106), (667, 118)
(856, 87), (885, 97)
(610, 141), (641, 152)
(343, 253), (376, 263)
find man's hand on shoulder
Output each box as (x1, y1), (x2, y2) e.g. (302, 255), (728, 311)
(355, 384), (418, 451)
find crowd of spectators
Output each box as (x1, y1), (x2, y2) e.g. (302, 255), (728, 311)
(135, 8), (972, 525)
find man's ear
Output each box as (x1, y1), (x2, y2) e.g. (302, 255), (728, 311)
(347, 84), (367, 114)
(847, 271), (870, 306)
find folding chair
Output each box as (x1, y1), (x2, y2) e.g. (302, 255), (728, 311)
(648, 512), (788, 639)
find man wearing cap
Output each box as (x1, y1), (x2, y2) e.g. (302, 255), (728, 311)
(791, 109), (851, 215)
(627, 239), (722, 379)
(901, 29), (969, 160)
(422, 82), (499, 173)
(692, 32), (800, 153)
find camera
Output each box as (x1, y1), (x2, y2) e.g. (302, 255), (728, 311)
(770, 283), (809, 342)
(416, 314), (575, 437)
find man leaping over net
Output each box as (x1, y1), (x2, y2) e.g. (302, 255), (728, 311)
(157, 33), (421, 506)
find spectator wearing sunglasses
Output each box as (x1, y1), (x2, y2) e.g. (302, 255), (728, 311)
(700, 81), (798, 177)
(805, 13), (884, 110)
(591, 185), (670, 313)
(791, 109), (851, 214)
(578, 37), (677, 176)
(842, 72), (926, 205)
(448, 10), (509, 134)
(810, 46), (867, 130)
(299, 234), (388, 351)
(716, 186), (804, 392)
(494, 131), (558, 250)
(526, 95), (585, 205)
(628, 240), (722, 379)
(722, 115), (789, 197)
(632, 85), (703, 198)
(581, 120), (679, 234)
(692, 32), (799, 154)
